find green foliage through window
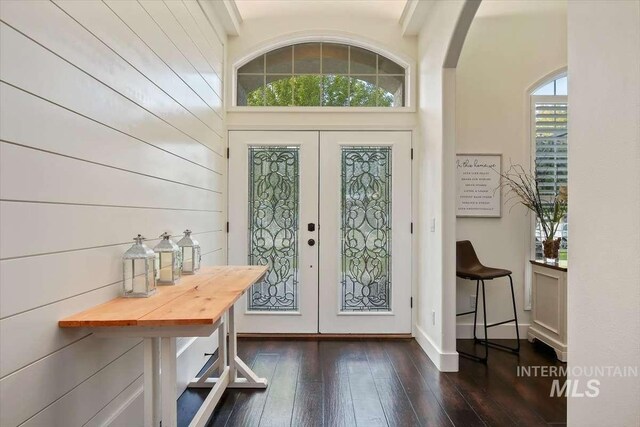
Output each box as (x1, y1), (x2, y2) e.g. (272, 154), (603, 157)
(237, 43), (405, 107)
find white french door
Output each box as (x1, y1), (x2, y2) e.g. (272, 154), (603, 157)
(229, 131), (412, 334)
(229, 131), (319, 333)
(318, 131), (412, 333)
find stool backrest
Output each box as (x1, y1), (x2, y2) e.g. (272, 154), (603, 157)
(456, 240), (483, 272)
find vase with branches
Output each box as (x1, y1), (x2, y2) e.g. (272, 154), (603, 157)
(498, 164), (568, 263)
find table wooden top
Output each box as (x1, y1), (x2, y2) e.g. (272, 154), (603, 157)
(59, 266), (267, 328)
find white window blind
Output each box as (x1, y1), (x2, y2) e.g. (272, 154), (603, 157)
(533, 100), (568, 259)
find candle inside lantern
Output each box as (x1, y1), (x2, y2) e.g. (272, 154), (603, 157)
(153, 232), (181, 285)
(182, 247), (193, 271)
(159, 253), (173, 282)
(132, 259), (147, 294)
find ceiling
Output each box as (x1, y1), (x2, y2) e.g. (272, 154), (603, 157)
(234, 0), (409, 22)
(476, 0), (567, 18)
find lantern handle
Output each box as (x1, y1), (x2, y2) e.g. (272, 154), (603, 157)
(133, 234), (145, 243)
(160, 232), (171, 239)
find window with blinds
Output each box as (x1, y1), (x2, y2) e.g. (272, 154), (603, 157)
(533, 100), (568, 259)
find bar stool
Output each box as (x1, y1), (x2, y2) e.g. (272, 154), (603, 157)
(456, 240), (520, 363)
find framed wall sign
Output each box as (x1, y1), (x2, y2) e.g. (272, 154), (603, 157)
(456, 153), (502, 217)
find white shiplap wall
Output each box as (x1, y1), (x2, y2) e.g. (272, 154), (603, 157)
(0, 1), (226, 426)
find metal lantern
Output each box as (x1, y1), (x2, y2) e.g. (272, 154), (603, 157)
(122, 234), (157, 297)
(154, 232), (182, 285)
(177, 229), (201, 274)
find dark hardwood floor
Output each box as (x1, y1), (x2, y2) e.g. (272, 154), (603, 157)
(178, 338), (566, 427)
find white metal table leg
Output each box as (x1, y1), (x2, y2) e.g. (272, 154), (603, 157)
(144, 337), (161, 427)
(161, 337), (177, 427)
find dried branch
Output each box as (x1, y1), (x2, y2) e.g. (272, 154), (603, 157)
(495, 162), (567, 242)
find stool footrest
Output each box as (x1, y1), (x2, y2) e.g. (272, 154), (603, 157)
(456, 310), (476, 317)
(458, 350), (487, 364)
(475, 338), (520, 353)
(486, 318), (517, 328)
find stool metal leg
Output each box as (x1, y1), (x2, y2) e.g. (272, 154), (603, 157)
(457, 279), (488, 363)
(476, 275), (520, 354)
(481, 280), (488, 361)
(472, 280), (479, 341)
(509, 275), (521, 352)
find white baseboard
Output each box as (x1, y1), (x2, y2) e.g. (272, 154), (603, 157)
(414, 324), (459, 372)
(456, 322), (530, 339)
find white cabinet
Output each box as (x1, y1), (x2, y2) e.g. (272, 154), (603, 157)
(528, 260), (568, 362)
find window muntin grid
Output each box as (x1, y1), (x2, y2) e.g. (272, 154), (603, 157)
(237, 43), (405, 107)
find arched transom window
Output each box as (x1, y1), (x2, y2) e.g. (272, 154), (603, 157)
(236, 43), (406, 107)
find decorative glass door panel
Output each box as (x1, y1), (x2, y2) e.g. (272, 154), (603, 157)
(341, 146), (392, 312)
(229, 132), (319, 333)
(248, 147), (299, 312)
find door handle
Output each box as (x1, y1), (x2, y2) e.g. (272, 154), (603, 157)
(308, 239), (316, 247)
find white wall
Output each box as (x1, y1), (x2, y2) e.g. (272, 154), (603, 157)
(567, 1), (640, 425)
(455, 0), (567, 337)
(0, 1), (226, 425)
(414, 0), (467, 372)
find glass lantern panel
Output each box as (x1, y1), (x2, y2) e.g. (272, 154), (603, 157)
(146, 259), (156, 293)
(174, 250), (182, 277)
(194, 246), (201, 271)
(159, 252), (174, 283)
(182, 246), (194, 273)
(340, 146), (392, 312)
(154, 254), (160, 281)
(130, 258), (148, 295)
(123, 260), (134, 295)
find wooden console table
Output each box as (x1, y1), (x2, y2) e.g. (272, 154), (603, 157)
(59, 266), (268, 427)
(528, 260), (568, 362)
